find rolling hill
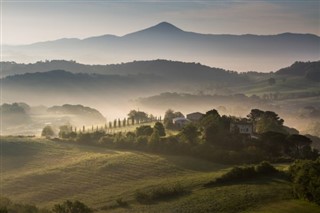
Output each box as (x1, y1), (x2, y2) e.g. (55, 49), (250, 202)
(1, 137), (319, 213)
(276, 61), (320, 82)
(3, 22), (320, 72)
(1, 137), (320, 212)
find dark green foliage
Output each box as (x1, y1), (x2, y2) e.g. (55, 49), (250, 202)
(205, 161), (278, 186)
(41, 125), (55, 138)
(148, 129), (160, 149)
(58, 125), (75, 139)
(52, 200), (92, 213)
(115, 198), (128, 207)
(214, 166), (256, 184)
(98, 135), (113, 145)
(179, 123), (200, 145)
(135, 183), (187, 204)
(76, 130), (105, 144)
(255, 161), (278, 175)
(100, 198), (129, 211)
(154, 122), (166, 136)
(276, 61), (320, 82)
(0, 197), (46, 213)
(128, 110), (148, 123)
(289, 159), (320, 205)
(247, 109), (285, 134)
(136, 125), (153, 136)
(286, 134), (319, 160)
(259, 131), (288, 157)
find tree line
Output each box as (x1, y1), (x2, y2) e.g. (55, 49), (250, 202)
(43, 108), (319, 164)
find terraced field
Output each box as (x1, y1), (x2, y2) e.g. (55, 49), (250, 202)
(1, 137), (320, 212)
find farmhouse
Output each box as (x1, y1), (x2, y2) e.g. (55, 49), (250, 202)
(230, 122), (253, 135)
(172, 117), (190, 128)
(186, 112), (204, 122)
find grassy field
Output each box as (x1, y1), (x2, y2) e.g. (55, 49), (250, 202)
(235, 76), (320, 96)
(1, 137), (319, 212)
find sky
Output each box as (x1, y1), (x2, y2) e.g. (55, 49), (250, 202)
(1, 0), (319, 45)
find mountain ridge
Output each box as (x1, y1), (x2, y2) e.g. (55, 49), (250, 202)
(3, 22), (320, 72)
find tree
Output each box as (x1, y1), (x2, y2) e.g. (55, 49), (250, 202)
(163, 109), (184, 129)
(41, 125), (55, 138)
(259, 131), (287, 157)
(148, 128), (160, 149)
(128, 110), (148, 123)
(52, 200), (92, 213)
(179, 123), (200, 145)
(136, 125), (153, 137)
(154, 122), (166, 136)
(248, 109), (285, 134)
(59, 125), (74, 139)
(287, 134), (313, 158)
(289, 159), (320, 205)
(247, 109), (264, 123)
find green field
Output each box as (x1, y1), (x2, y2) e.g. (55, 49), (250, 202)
(235, 76), (320, 96)
(1, 137), (319, 212)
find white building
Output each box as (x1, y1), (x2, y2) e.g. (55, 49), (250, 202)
(230, 122), (253, 135)
(172, 117), (190, 128)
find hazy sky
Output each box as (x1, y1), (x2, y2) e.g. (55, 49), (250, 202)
(1, 0), (320, 45)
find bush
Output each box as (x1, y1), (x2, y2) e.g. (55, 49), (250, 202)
(255, 161), (278, 175)
(215, 166), (256, 184)
(115, 198), (128, 207)
(0, 197), (50, 213)
(205, 162), (278, 187)
(289, 159), (320, 205)
(41, 125), (55, 138)
(135, 183), (187, 204)
(52, 200), (92, 213)
(98, 135), (114, 146)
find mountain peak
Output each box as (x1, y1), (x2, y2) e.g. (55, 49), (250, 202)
(150, 22), (183, 32)
(124, 22), (183, 37)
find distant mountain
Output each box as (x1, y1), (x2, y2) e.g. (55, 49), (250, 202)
(0, 60), (249, 113)
(3, 22), (320, 72)
(0, 102), (106, 135)
(1, 59), (246, 83)
(276, 61), (320, 82)
(0, 60), (239, 80)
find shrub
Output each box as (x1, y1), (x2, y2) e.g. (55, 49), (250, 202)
(52, 200), (92, 213)
(215, 166), (256, 184)
(289, 159), (320, 205)
(255, 161), (278, 175)
(205, 162), (278, 187)
(135, 183), (187, 204)
(98, 135), (114, 146)
(115, 198), (128, 207)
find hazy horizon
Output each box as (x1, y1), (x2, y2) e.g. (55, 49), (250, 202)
(2, 1), (320, 45)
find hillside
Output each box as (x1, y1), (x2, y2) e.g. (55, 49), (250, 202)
(0, 60), (249, 114)
(276, 61), (320, 82)
(1, 137), (319, 212)
(3, 22), (320, 72)
(0, 103), (106, 135)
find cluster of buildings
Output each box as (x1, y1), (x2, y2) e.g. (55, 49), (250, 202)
(172, 112), (254, 136)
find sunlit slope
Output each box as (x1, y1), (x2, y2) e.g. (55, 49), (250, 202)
(1, 137), (226, 208)
(2, 137), (319, 212)
(236, 76), (320, 96)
